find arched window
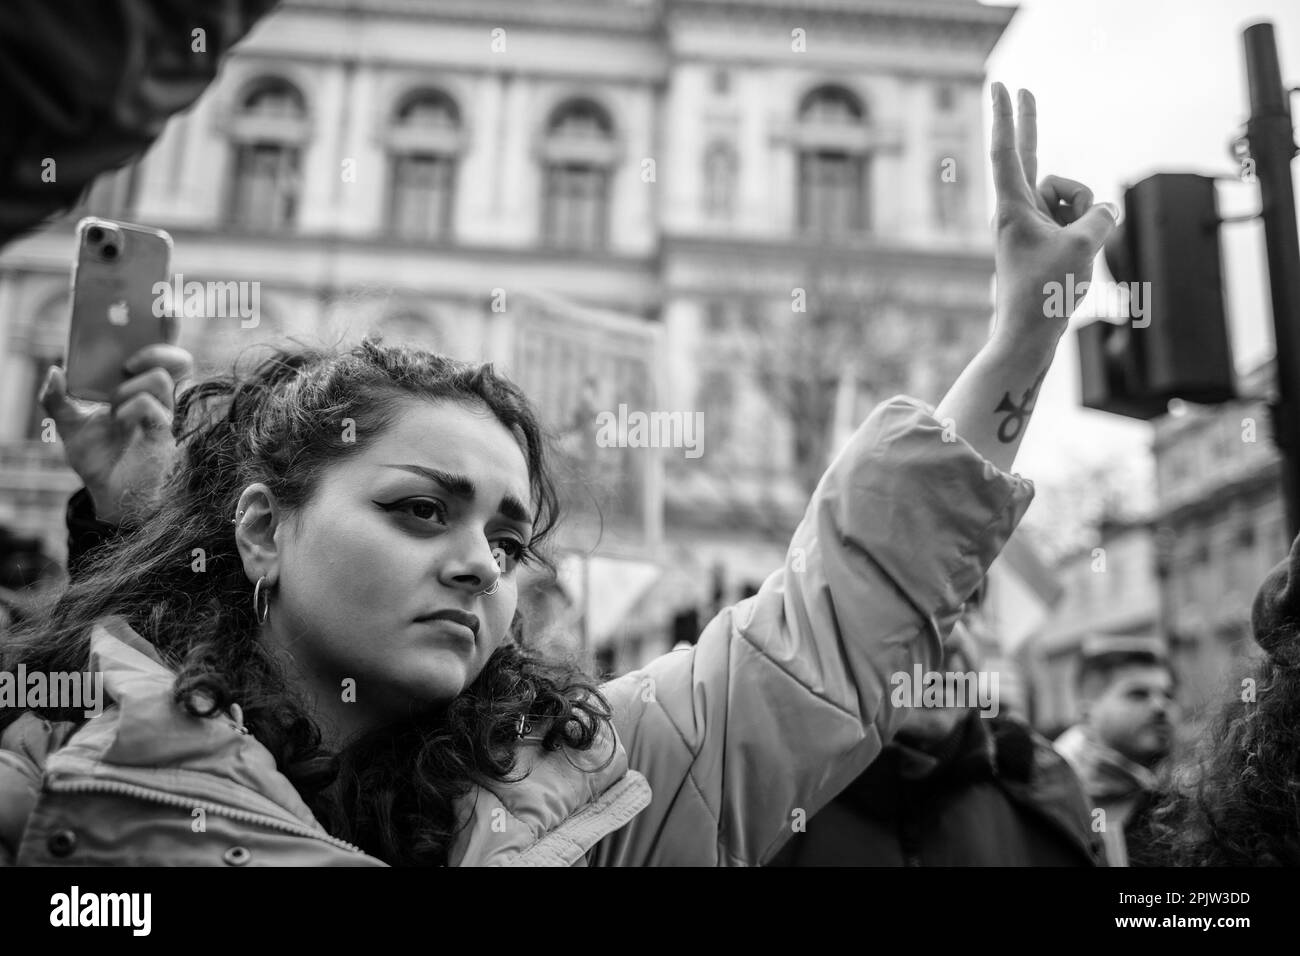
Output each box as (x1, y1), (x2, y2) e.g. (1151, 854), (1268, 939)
(388, 90), (462, 240)
(796, 86), (869, 236)
(227, 78), (308, 231)
(540, 99), (617, 250)
(702, 142), (737, 221)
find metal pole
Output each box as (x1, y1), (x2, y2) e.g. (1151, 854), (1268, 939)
(1244, 22), (1300, 539)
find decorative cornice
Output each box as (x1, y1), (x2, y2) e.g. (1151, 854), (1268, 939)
(674, 0), (1013, 24)
(281, 0), (663, 34)
(1152, 457), (1282, 528)
(0, 220), (665, 315)
(668, 0), (1017, 55)
(227, 47), (670, 88)
(277, 0), (1016, 53)
(663, 232), (993, 280)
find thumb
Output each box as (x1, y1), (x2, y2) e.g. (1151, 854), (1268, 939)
(1067, 202), (1120, 255)
(38, 365), (90, 432)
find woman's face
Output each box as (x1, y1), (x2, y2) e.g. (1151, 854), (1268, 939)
(261, 398), (534, 734)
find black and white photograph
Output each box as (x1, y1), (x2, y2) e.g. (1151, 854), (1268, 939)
(0, 0), (1296, 931)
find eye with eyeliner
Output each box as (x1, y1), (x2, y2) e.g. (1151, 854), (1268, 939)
(491, 538), (535, 572)
(376, 497), (447, 524)
(377, 497), (536, 570)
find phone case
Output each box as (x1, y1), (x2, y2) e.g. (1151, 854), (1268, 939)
(65, 217), (174, 403)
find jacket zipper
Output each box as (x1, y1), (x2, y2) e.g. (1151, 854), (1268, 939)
(45, 777), (365, 855)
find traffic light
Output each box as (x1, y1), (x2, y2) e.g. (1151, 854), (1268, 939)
(1078, 173), (1236, 420)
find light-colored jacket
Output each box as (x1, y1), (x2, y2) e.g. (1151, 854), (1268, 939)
(1054, 724), (1159, 867)
(0, 396), (1034, 866)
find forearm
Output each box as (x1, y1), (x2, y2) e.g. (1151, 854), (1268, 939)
(934, 325), (1063, 476)
(938, 79), (1117, 475)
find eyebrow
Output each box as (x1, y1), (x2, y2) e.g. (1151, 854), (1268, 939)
(383, 464), (534, 526)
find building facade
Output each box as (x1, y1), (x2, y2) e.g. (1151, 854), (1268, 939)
(1023, 357), (1290, 730)
(0, 0), (1016, 667)
(1150, 359), (1285, 713)
(1026, 517), (1161, 733)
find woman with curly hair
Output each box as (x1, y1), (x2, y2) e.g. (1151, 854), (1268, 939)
(1138, 534), (1300, 867)
(0, 86), (1120, 865)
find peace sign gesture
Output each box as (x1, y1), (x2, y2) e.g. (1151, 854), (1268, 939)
(988, 84), (1119, 346)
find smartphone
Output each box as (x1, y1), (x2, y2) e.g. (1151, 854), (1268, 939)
(65, 217), (173, 403)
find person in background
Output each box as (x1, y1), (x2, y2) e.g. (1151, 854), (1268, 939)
(771, 603), (1104, 867)
(1053, 637), (1175, 867)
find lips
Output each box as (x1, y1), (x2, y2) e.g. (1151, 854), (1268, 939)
(416, 608), (480, 637)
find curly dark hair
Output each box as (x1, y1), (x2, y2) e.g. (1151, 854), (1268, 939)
(1142, 652), (1300, 866)
(1, 339), (612, 866)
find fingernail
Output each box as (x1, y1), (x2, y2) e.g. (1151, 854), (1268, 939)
(1098, 201), (1122, 224)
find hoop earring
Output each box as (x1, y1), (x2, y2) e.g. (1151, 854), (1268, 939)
(253, 575), (272, 624)
(479, 578), (500, 597)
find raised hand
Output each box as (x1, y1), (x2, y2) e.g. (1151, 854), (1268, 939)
(39, 341), (193, 525)
(988, 83), (1119, 347)
(931, 85), (1119, 475)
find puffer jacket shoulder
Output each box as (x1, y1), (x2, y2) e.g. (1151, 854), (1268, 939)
(591, 395), (1035, 865)
(1, 618), (381, 866)
(0, 714), (75, 865)
(0, 617), (649, 867)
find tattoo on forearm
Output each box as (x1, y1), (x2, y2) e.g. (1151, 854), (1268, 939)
(994, 368), (1048, 444)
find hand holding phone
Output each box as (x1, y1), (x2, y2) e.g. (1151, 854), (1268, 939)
(40, 341), (193, 527)
(65, 217), (174, 402)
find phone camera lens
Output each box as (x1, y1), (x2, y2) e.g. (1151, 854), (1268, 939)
(102, 244), (119, 261)
(86, 226), (104, 243)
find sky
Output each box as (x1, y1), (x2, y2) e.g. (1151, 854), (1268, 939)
(981, 0), (1300, 500)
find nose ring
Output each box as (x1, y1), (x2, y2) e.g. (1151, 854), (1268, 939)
(479, 577), (500, 597)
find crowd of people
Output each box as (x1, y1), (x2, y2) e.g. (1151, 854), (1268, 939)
(772, 599), (1300, 868)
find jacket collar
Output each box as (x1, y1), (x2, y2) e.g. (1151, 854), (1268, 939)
(1054, 723), (1159, 801)
(42, 616), (335, 833)
(33, 617), (649, 865)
